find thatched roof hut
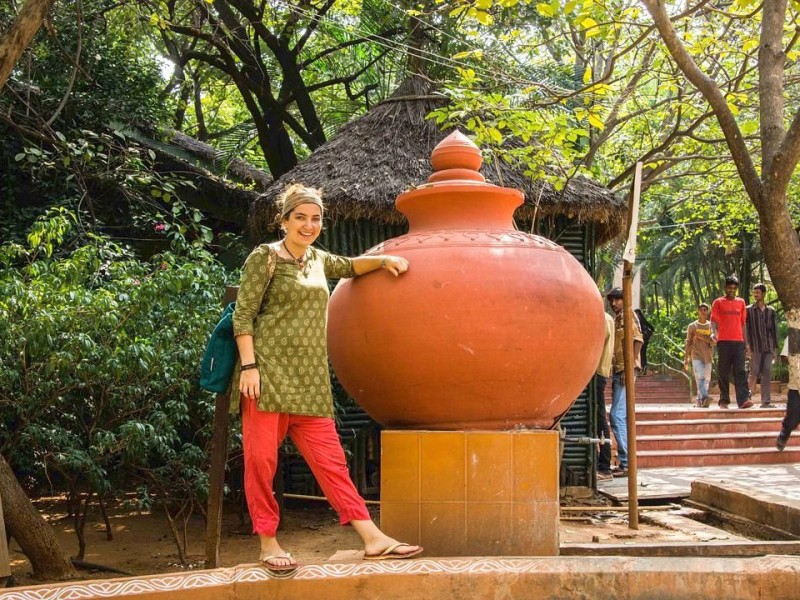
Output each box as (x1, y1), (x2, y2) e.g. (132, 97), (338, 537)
(249, 74), (626, 245)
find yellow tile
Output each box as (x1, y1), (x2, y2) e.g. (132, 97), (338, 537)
(420, 432), (466, 501)
(381, 431), (420, 502)
(379, 502), (420, 546)
(466, 432), (513, 502)
(512, 431), (560, 503)
(420, 502), (466, 556)
(511, 502), (559, 555)
(465, 502), (513, 555)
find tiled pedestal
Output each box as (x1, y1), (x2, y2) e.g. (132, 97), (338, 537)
(380, 430), (559, 556)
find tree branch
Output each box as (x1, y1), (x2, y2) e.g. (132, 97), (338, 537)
(303, 48), (389, 96)
(641, 0), (762, 204)
(0, 0), (58, 89)
(301, 28), (403, 69)
(291, 0), (336, 54)
(758, 0), (788, 174)
(46, 0), (83, 126)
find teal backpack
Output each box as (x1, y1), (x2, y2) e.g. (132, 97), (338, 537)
(199, 302), (238, 393)
(199, 247), (276, 394)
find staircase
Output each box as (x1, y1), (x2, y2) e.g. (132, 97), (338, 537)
(604, 372), (691, 405)
(605, 373), (800, 467)
(633, 373), (692, 404)
(634, 405), (800, 467)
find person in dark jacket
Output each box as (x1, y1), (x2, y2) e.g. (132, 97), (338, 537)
(634, 308), (654, 376)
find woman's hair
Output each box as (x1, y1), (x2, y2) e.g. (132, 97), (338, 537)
(276, 183), (324, 223)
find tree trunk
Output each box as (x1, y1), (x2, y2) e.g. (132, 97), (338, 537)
(0, 0), (57, 89)
(0, 455), (77, 580)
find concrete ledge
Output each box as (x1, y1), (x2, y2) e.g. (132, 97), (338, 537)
(691, 480), (800, 537)
(2, 557), (800, 600)
(562, 541), (800, 557)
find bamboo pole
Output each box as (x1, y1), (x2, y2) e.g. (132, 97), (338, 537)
(623, 163), (643, 530)
(205, 286), (238, 569)
(282, 493), (381, 506)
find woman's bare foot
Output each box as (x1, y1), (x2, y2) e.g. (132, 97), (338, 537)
(363, 540), (424, 560)
(351, 520), (423, 560)
(259, 535), (298, 570)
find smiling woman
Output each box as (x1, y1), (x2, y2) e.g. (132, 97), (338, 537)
(230, 184), (420, 572)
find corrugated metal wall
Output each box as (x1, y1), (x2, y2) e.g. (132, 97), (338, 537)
(529, 216), (597, 488)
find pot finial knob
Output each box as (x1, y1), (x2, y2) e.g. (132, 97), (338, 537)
(428, 130), (485, 183)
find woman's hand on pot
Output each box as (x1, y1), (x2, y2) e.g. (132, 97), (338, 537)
(382, 255), (408, 276)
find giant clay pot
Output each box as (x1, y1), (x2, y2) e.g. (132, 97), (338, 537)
(327, 131), (605, 430)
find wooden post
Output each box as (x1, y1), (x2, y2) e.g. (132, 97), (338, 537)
(0, 490), (10, 583)
(204, 286), (239, 569)
(623, 163), (643, 530)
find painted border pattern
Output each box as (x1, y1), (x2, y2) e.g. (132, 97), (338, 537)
(3, 556), (799, 600)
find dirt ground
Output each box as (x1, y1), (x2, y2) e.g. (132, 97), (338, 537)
(7, 495), (697, 588)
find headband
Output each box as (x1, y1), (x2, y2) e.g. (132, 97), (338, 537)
(279, 188), (324, 221)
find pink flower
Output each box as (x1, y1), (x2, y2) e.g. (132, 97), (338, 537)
(133, 279), (140, 286)
(154, 223), (166, 232)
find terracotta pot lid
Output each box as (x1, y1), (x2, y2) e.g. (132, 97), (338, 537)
(429, 130), (485, 183)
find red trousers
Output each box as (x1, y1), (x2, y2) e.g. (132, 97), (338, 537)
(241, 396), (370, 536)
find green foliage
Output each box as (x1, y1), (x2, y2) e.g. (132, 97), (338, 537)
(0, 210), (230, 518)
(2, 125), (218, 253)
(431, 0), (800, 321)
(140, 0), (409, 173)
(1, 1), (168, 129)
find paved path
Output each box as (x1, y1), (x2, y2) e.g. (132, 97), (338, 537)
(599, 463), (800, 501)
(601, 402), (799, 501)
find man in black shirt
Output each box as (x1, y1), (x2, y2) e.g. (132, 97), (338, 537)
(745, 283), (778, 408)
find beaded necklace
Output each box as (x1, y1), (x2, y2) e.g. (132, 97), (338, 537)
(282, 240), (308, 272)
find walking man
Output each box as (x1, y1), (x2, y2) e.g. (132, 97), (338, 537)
(777, 335), (800, 450)
(606, 287), (643, 476)
(594, 311), (615, 480)
(684, 303), (714, 408)
(711, 275), (752, 409)
(746, 283), (778, 407)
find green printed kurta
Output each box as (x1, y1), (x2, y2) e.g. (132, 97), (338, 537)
(230, 244), (355, 416)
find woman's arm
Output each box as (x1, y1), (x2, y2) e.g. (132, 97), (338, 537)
(235, 333), (256, 366)
(352, 255), (409, 277)
(234, 333), (259, 400)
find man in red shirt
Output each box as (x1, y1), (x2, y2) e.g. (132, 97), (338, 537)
(711, 275), (753, 409)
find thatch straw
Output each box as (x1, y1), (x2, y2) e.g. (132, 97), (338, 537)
(250, 74), (626, 244)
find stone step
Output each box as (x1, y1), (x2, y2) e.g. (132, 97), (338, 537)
(636, 418), (780, 436)
(633, 396), (694, 405)
(605, 381), (692, 404)
(637, 431), (782, 452)
(689, 480), (800, 538)
(636, 445), (800, 468)
(628, 393), (691, 399)
(605, 382), (689, 391)
(606, 395), (693, 405)
(632, 407), (785, 421)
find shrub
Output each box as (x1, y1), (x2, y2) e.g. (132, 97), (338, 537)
(0, 209), (230, 561)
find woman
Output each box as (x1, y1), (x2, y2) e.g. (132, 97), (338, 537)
(232, 184), (422, 572)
